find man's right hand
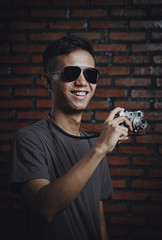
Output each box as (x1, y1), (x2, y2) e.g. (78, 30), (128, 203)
(96, 107), (133, 155)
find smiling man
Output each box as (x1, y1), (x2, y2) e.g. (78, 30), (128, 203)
(10, 36), (132, 240)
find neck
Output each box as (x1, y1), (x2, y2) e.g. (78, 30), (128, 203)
(50, 108), (83, 136)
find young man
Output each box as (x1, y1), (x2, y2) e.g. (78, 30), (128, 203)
(10, 36), (132, 240)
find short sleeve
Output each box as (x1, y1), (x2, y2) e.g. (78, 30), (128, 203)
(10, 128), (50, 194)
(100, 157), (114, 200)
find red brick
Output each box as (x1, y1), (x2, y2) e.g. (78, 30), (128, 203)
(110, 169), (144, 177)
(132, 157), (162, 166)
(0, 100), (32, 108)
(82, 112), (91, 121)
(152, 32), (162, 40)
(97, 78), (111, 86)
(112, 179), (126, 188)
(148, 169), (162, 178)
(113, 55), (149, 64)
(11, 21), (45, 29)
(12, 44), (46, 53)
(145, 112), (162, 121)
(152, 193), (162, 201)
(131, 205), (162, 214)
(1, 33), (26, 41)
(91, 0), (126, 5)
(0, 133), (12, 141)
(153, 55), (162, 64)
(151, 8), (162, 16)
(130, 20), (161, 29)
(36, 100), (52, 108)
(112, 191), (147, 201)
(118, 146), (154, 154)
(90, 21), (125, 29)
(31, 9), (66, 17)
(155, 124), (162, 132)
(0, 56), (28, 64)
(36, 99), (51, 108)
(73, 32), (105, 40)
(104, 204), (127, 213)
(134, 66), (162, 75)
(72, 9), (107, 17)
(111, 8), (146, 17)
(93, 111), (106, 121)
(13, 66), (43, 75)
(0, 9), (28, 18)
(30, 32), (65, 41)
(93, 43), (127, 52)
(150, 217), (162, 226)
(107, 156), (128, 165)
(0, 112), (12, 119)
(51, 0), (86, 6)
(0, 77), (32, 86)
(154, 102), (162, 109)
(109, 226), (128, 237)
(132, 89), (162, 98)
(115, 101), (150, 109)
(115, 78), (151, 87)
(95, 55), (109, 64)
(133, 228), (162, 238)
(100, 66), (129, 75)
(87, 100), (109, 109)
(0, 144), (11, 152)
(32, 55), (42, 64)
(94, 89), (127, 98)
(134, 0), (162, 4)
(110, 32), (146, 41)
(13, 0), (48, 6)
(159, 146), (162, 154)
(17, 111), (47, 119)
(131, 180), (162, 189)
(0, 89), (9, 97)
(0, 67), (8, 75)
(137, 135), (162, 143)
(50, 21), (84, 29)
(110, 216), (146, 225)
(0, 122), (29, 130)
(14, 88), (48, 97)
(132, 43), (162, 52)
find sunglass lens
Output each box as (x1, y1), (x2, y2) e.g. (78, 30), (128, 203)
(84, 68), (100, 84)
(63, 66), (81, 82)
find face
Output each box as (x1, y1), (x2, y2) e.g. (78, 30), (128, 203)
(49, 49), (97, 114)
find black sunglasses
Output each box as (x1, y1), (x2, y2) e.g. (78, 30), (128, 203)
(48, 66), (100, 84)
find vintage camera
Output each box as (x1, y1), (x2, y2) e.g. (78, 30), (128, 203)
(116, 110), (147, 133)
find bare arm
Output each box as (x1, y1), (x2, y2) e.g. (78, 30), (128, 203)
(22, 107), (132, 222)
(100, 201), (108, 240)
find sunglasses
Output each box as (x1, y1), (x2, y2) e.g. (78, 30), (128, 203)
(48, 66), (100, 84)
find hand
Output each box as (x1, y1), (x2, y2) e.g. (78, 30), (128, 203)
(97, 107), (133, 154)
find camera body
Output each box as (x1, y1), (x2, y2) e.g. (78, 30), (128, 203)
(116, 110), (147, 133)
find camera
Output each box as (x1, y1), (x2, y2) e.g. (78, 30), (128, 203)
(116, 110), (147, 133)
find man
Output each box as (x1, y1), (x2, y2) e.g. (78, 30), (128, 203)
(10, 35), (132, 240)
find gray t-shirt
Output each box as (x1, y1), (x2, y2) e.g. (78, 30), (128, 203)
(10, 117), (113, 240)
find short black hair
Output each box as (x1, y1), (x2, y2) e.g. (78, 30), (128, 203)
(43, 35), (95, 72)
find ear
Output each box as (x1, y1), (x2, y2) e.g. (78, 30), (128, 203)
(42, 73), (52, 90)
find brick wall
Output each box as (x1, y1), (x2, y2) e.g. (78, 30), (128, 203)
(0, 0), (162, 239)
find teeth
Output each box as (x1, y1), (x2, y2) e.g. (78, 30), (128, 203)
(73, 92), (86, 96)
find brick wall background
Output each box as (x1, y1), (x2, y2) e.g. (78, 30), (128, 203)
(0, 0), (162, 239)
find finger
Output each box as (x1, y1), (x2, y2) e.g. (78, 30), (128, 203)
(118, 136), (129, 144)
(115, 116), (133, 132)
(105, 107), (125, 122)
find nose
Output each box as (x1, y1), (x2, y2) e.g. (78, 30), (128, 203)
(74, 70), (88, 86)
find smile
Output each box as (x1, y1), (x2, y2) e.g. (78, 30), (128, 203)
(71, 91), (88, 96)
